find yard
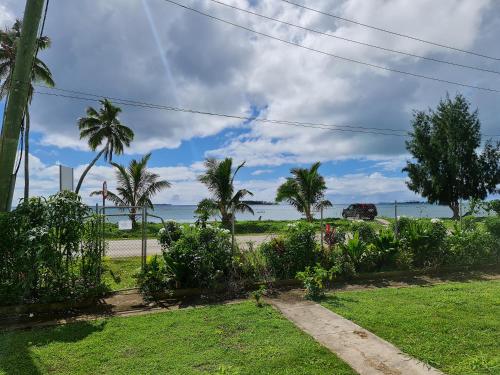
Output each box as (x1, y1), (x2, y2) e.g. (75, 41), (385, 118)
(322, 279), (500, 375)
(0, 302), (355, 375)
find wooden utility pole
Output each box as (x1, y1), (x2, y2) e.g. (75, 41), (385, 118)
(0, 0), (45, 211)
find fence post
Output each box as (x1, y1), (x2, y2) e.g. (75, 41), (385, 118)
(141, 206), (146, 270)
(394, 200), (398, 240)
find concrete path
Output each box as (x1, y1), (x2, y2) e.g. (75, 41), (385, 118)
(270, 296), (444, 375)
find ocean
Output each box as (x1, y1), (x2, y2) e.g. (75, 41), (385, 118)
(100, 202), (484, 223)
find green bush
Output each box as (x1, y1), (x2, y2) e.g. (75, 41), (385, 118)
(362, 229), (399, 271)
(157, 221), (183, 249)
(349, 221), (376, 243)
(398, 219), (448, 268)
(261, 222), (316, 279)
(0, 192), (105, 305)
(138, 225), (233, 293)
(296, 265), (331, 300)
(136, 255), (171, 299)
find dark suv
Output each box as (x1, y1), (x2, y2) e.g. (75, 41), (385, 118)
(342, 204), (377, 220)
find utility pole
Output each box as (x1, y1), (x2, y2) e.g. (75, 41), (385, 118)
(0, 0), (46, 211)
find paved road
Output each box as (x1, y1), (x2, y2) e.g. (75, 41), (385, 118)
(106, 219), (390, 258)
(106, 234), (278, 258)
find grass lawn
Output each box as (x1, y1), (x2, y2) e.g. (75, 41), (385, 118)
(102, 257), (142, 290)
(322, 280), (500, 375)
(0, 302), (355, 375)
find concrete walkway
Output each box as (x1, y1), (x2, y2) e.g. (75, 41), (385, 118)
(270, 296), (444, 375)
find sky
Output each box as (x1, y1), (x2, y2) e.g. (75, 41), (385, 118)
(1, 0), (499, 205)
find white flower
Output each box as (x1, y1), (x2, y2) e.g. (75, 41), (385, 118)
(431, 218), (441, 224)
(158, 228), (165, 234)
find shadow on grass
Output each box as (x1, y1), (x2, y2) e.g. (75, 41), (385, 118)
(322, 295), (360, 308)
(0, 320), (106, 375)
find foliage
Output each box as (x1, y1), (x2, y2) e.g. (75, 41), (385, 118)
(348, 221), (376, 243)
(198, 158), (254, 228)
(261, 222), (317, 279)
(91, 153), (170, 226)
(398, 219), (447, 268)
(341, 232), (367, 269)
(324, 226), (347, 247)
(157, 221), (183, 249)
(275, 162), (332, 221)
(76, 99), (135, 193)
(232, 245), (270, 284)
(0, 192), (105, 305)
(135, 255), (170, 299)
(363, 229), (399, 271)
(250, 285), (267, 307)
(484, 199), (500, 216)
(296, 265), (332, 300)
(194, 198), (218, 227)
(138, 225), (233, 293)
(404, 93), (500, 219)
(446, 224), (496, 266)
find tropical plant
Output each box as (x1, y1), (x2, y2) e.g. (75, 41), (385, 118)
(194, 198), (218, 227)
(91, 153), (170, 227)
(76, 99), (134, 194)
(261, 221), (317, 279)
(404, 93), (500, 219)
(198, 158), (254, 228)
(296, 265), (331, 300)
(364, 229), (399, 271)
(157, 221), (183, 249)
(0, 19), (55, 200)
(276, 162), (331, 221)
(341, 232), (367, 268)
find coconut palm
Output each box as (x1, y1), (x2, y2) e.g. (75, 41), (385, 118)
(0, 19), (55, 200)
(91, 153), (170, 226)
(276, 162), (332, 221)
(75, 99), (134, 194)
(198, 158), (254, 228)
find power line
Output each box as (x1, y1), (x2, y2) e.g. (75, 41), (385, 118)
(207, 0), (500, 75)
(159, 0), (500, 94)
(33, 88), (408, 137)
(278, 0), (500, 61)
(32, 85), (500, 138)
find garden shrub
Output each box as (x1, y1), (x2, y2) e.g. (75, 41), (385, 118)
(399, 219), (448, 268)
(261, 222), (316, 279)
(348, 221), (376, 243)
(232, 245), (270, 284)
(324, 226), (347, 247)
(362, 229), (399, 271)
(136, 255), (171, 299)
(447, 220), (498, 265)
(138, 225), (233, 292)
(0, 192), (106, 305)
(157, 220), (183, 249)
(296, 265), (331, 300)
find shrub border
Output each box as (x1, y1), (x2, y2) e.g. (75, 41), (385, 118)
(1, 263), (498, 317)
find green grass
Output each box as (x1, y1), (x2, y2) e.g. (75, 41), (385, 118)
(0, 302), (355, 375)
(102, 257), (142, 290)
(322, 280), (500, 375)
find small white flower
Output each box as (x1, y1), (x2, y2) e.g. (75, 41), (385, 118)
(430, 218), (441, 224)
(158, 228), (165, 234)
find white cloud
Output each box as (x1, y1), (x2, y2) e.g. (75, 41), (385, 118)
(251, 169), (274, 176)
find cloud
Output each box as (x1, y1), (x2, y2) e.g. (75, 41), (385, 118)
(251, 169), (274, 176)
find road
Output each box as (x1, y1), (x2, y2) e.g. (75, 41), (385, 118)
(106, 219), (390, 258)
(106, 234), (278, 258)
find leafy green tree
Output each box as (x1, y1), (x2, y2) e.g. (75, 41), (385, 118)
(198, 158), (254, 228)
(276, 162), (332, 221)
(91, 153), (170, 226)
(76, 99), (134, 194)
(404, 94), (499, 219)
(0, 20), (55, 200)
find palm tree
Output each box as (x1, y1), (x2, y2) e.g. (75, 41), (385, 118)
(276, 162), (332, 221)
(0, 20), (55, 200)
(76, 99), (134, 194)
(198, 158), (254, 228)
(91, 153), (170, 226)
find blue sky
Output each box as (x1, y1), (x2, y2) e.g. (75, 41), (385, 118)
(1, 0), (498, 205)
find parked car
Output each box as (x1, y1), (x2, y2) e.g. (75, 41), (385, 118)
(342, 203), (377, 220)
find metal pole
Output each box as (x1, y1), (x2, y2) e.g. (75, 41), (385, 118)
(141, 206), (146, 270)
(394, 200), (398, 240)
(0, 0), (46, 211)
(459, 198), (463, 231)
(320, 206), (324, 250)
